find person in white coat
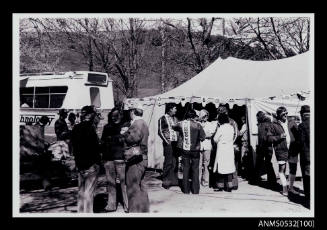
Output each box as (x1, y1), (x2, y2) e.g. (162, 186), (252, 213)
(213, 113), (235, 192)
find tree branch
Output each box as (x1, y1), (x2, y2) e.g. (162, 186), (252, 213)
(247, 18), (277, 59)
(270, 17), (288, 57)
(187, 18), (204, 72)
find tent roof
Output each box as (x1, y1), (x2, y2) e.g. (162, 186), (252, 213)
(159, 52), (312, 100)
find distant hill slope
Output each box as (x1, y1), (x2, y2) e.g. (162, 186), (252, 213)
(20, 29), (275, 100)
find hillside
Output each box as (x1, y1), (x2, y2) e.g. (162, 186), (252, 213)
(20, 29), (275, 100)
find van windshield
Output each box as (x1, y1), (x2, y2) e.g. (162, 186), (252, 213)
(20, 86), (68, 108)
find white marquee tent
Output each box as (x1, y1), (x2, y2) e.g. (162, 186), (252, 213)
(124, 52), (313, 170)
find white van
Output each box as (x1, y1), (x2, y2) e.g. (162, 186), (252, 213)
(19, 71), (115, 140)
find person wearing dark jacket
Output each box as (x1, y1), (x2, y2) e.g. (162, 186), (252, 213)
(298, 105), (310, 206)
(101, 107), (129, 213)
(55, 109), (70, 141)
(67, 112), (77, 131)
(158, 103), (179, 189)
(34, 116), (52, 190)
(71, 106), (101, 213)
(173, 109), (206, 194)
(267, 106), (299, 196)
(254, 111), (277, 188)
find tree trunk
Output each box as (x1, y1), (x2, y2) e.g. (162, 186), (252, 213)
(84, 19), (94, 71)
(159, 26), (167, 93)
(128, 18), (138, 98)
(222, 18), (226, 36)
(187, 18), (204, 73)
(88, 35), (94, 71)
(306, 21), (310, 51)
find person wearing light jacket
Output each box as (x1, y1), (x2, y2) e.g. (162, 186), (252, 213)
(213, 113), (236, 192)
(199, 109), (216, 187)
(122, 103), (150, 212)
(173, 109), (206, 194)
(216, 105), (239, 190)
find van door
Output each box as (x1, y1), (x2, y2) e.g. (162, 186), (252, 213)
(90, 87), (101, 108)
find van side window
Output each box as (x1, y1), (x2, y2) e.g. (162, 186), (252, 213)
(50, 86), (68, 108)
(90, 87), (101, 108)
(20, 86), (68, 108)
(20, 87), (34, 107)
(34, 87), (50, 108)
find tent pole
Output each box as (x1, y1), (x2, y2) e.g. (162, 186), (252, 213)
(147, 98), (158, 126)
(245, 98), (251, 147)
(245, 98), (256, 177)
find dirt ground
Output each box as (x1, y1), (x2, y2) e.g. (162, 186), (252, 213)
(19, 169), (311, 217)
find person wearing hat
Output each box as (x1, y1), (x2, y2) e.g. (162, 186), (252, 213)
(298, 105), (310, 206)
(71, 105), (101, 213)
(121, 102), (150, 212)
(55, 109), (70, 141)
(267, 106), (299, 196)
(158, 103), (179, 189)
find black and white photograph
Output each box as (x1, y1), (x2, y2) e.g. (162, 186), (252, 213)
(12, 13), (314, 218)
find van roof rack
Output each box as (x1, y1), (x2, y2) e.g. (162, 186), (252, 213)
(20, 72), (66, 77)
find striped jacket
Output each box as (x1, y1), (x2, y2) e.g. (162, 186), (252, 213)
(158, 114), (178, 145)
(173, 120), (206, 152)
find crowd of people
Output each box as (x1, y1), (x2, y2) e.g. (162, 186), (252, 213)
(158, 103), (311, 207)
(20, 102), (311, 213)
(254, 105), (311, 206)
(159, 104), (241, 194)
(68, 104), (150, 213)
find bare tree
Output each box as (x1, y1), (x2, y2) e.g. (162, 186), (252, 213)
(31, 18), (103, 71)
(20, 19), (63, 73)
(158, 23), (167, 93)
(103, 18), (147, 98)
(233, 17), (310, 59)
(22, 18), (148, 99)
(162, 17), (238, 73)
